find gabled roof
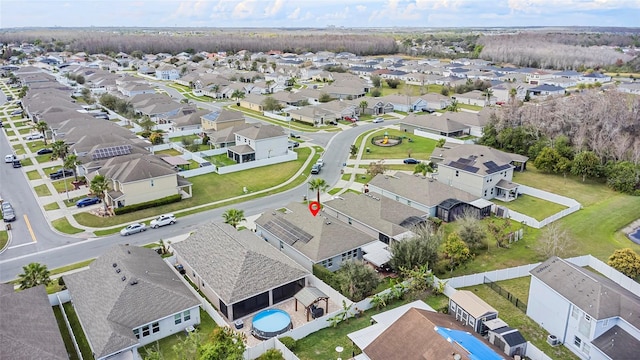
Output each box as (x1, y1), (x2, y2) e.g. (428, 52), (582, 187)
(530, 84), (565, 92)
(432, 144), (528, 175)
(235, 123), (286, 140)
(530, 257), (640, 329)
(98, 154), (177, 183)
(64, 245), (199, 359)
(364, 308), (504, 360)
(450, 290), (498, 318)
(172, 222), (309, 304)
(369, 172), (479, 207)
(323, 192), (427, 237)
(591, 325), (640, 359)
(0, 284), (68, 360)
(201, 108), (244, 123)
(256, 202), (375, 262)
(401, 113), (469, 133)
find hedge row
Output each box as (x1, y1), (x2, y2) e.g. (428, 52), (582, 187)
(114, 194), (182, 215)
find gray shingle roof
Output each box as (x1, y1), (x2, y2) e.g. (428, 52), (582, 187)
(255, 202), (376, 262)
(530, 257), (640, 329)
(401, 113), (469, 133)
(235, 123), (286, 140)
(64, 245), (199, 359)
(592, 325), (640, 359)
(98, 154), (177, 183)
(172, 222), (309, 304)
(0, 284), (68, 360)
(369, 172), (479, 207)
(323, 192), (427, 237)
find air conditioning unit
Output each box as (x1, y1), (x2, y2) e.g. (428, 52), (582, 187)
(547, 335), (561, 346)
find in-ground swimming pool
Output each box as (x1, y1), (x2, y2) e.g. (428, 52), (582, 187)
(628, 229), (640, 244)
(251, 309), (292, 339)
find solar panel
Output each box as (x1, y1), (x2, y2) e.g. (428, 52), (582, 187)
(448, 161), (467, 170)
(457, 157), (473, 165)
(484, 161), (511, 174)
(263, 216), (313, 246)
(91, 144), (133, 160)
(464, 166), (480, 173)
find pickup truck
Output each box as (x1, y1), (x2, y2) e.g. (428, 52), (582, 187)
(49, 169), (74, 180)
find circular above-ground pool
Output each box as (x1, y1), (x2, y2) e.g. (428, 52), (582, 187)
(251, 309), (292, 340)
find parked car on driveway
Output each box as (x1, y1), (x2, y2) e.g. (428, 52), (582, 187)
(49, 169), (74, 180)
(150, 214), (176, 228)
(403, 158), (421, 164)
(36, 148), (53, 155)
(11, 109), (22, 116)
(288, 141), (300, 149)
(76, 197), (101, 207)
(120, 223), (146, 236)
(25, 133), (44, 140)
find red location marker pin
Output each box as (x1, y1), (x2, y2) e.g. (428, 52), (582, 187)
(308, 201), (321, 217)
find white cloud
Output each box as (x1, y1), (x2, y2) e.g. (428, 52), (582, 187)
(264, 0), (285, 17)
(232, 0), (255, 18)
(287, 7), (301, 20)
(356, 5), (367, 12)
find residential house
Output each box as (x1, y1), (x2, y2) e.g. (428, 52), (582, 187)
(579, 72), (611, 84)
(617, 82), (640, 95)
(527, 256), (640, 360)
(419, 93), (451, 110)
(155, 64), (179, 80)
(454, 89), (496, 107)
(64, 245), (201, 360)
(172, 222), (310, 321)
(449, 290), (499, 335)
(168, 109), (209, 132)
(348, 302), (506, 360)
(90, 154), (191, 209)
(527, 70), (555, 85)
(491, 83), (529, 102)
(255, 201), (377, 272)
(400, 113), (470, 138)
(430, 144), (529, 201)
(200, 108), (245, 131)
(432, 110), (495, 138)
(288, 105), (336, 126)
(368, 173), (491, 222)
(377, 94), (428, 113)
(239, 93), (266, 112)
(227, 123), (288, 163)
(0, 284), (68, 360)
(529, 84), (566, 97)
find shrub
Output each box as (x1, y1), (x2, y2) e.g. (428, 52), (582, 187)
(312, 264), (340, 290)
(257, 349), (284, 360)
(114, 194), (182, 215)
(278, 336), (297, 351)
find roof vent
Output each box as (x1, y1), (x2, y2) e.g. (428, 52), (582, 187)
(121, 276), (126, 281)
(112, 263), (118, 267)
(116, 268), (121, 273)
(129, 279), (138, 286)
(326, 221), (331, 225)
(453, 355), (462, 360)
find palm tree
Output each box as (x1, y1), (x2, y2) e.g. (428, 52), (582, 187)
(51, 140), (69, 160)
(359, 100), (368, 115)
(33, 121), (49, 145)
(482, 88), (494, 105)
(63, 154), (81, 181)
(509, 87), (518, 101)
(308, 178), (329, 204)
(447, 99), (459, 112)
(18, 262), (51, 290)
(90, 174), (111, 212)
(231, 90), (245, 104)
(413, 162), (435, 176)
(222, 208), (246, 229)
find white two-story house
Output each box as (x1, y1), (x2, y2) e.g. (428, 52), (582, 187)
(226, 123), (288, 163)
(155, 64), (179, 80)
(527, 257), (640, 360)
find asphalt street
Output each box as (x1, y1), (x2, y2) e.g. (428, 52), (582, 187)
(0, 109), (392, 281)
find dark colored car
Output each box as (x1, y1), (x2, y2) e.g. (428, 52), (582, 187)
(76, 197), (101, 207)
(37, 148), (53, 155)
(12, 160), (21, 168)
(49, 169), (74, 180)
(288, 141), (300, 149)
(3, 208), (16, 222)
(403, 158), (421, 164)
(289, 132), (301, 139)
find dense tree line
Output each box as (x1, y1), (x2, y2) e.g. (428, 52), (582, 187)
(477, 33), (635, 69)
(0, 29), (398, 56)
(480, 91), (640, 194)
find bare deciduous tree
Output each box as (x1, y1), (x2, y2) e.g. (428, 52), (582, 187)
(536, 222), (574, 259)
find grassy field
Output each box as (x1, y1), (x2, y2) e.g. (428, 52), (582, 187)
(52, 306), (80, 360)
(360, 128), (437, 160)
(0, 231), (8, 251)
(26, 169), (41, 180)
(62, 303), (93, 360)
(456, 103), (483, 111)
(44, 202), (60, 210)
(34, 153), (54, 164)
(52, 218), (85, 234)
(34, 184), (52, 196)
(139, 309), (217, 360)
(74, 147), (313, 228)
(462, 280), (580, 360)
(207, 153), (236, 167)
(155, 148), (182, 156)
(493, 194), (567, 221)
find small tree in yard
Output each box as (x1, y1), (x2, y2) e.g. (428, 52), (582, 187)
(222, 208), (246, 229)
(90, 174), (111, 212)
(456, 209), (487, 252)
(367, 160), (387, 178)
(443, 232), (472, 272)
(335, 260), (380, 301)
(487, 218), (512, 248)
(413, 161), (434, 177)
(608, 248), (640, 279)
(308, 178), (329, 204)
(18, 262), (51, 290)
(350, 144), (358, 157)
(34, 121), (49, 145)
(389, 224), (442, 271)
(257, 349), (285, 360)
(63, 154), (82, 181)
(536, 222), (574, 259)
(572, 151), (600, 182)
(199, 327), (246, 360)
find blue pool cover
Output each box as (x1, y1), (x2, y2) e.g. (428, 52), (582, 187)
(435, 326), (505, 360)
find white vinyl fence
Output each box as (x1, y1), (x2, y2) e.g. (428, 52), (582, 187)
(414, 129), (471, 144)
(525, 342), (554, 360)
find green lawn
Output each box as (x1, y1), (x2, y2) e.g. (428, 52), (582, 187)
(5, 129), (15, 136)
(360, 129), (437, 160)
(52, 306), (80, 360)
(26, 170), (41, 180)
(34, 184), (52, 196)
(50, 259), (94, 276)
(456, 103), (483, 111)
(20, 157), (33, 166)
(44, 202), (61, 210)
(34, 154), (55, 164)
(207, 153), (236, 167)
(155, 148), (182, 156)
(139, 309), (218, 360)
(24, 140), (48, 153)
(52, 218), (85, 234)
(0, 230), (8, 251)
(462, 281), (580, 360)
(62, 303), (94, 360)
(12, 143), (25, 155)
(493, 195), (567, 221)
(74, 147), (314, 228)
(52, 178), (80, 193)
(18, 128), (31, 134)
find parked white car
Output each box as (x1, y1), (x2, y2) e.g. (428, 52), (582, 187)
(120, 223), (146, 236)
(25, 133), (44, 140)
(5, 154), (15, 163)
(150, 214), (177, 229)
(373, 117), (384, 123)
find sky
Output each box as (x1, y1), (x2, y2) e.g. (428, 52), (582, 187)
(1, 0), (639, 29)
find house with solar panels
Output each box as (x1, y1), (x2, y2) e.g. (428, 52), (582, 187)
(430, 144), (529, 201)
